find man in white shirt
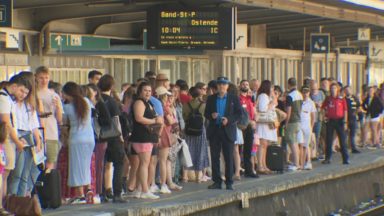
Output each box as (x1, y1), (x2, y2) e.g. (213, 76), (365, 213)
(35, 66), (63, 170)
(0, 74), (29, 198)
(299, 86), (316, 170)
(9, 72), (42, 196)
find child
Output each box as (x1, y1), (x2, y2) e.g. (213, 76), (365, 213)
(251, 133), (260, 175)
(0, 122), (12, 216)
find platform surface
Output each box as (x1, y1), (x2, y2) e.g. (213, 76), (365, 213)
(43, 149), (384, 216)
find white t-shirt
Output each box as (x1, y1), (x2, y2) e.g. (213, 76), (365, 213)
(0, 89), (18, 138)
(14, 103), (40, 132)
(300, 98), (316, 127)
(37, 89), (62, 140)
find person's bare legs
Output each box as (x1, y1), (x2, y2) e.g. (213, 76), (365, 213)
(299, 145), (306, 169)
(289, 143), (300, 168)
(257, 140), (264, 171)
(166, 160), (176, 188)
(158, 147), (169, 187)
(306, 146), (312, 164)
(233, 144), (241, 178)
(74, 186), (85, 198)
(104, 162), (113, 191)
(138, 152), (151, 193)
(127, 155), (139, 191)
(252, 154), (257, 173)
(371, 122), (380, 146)
(262, 141), (269, 171)
(148, 155), (157, 188)
(2, 171), (9, 200)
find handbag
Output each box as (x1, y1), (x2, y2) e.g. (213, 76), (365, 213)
(94, 116), (121, 141)
(93, 99), (122, 141)
(180, 140), (193, 168)
(5, 195), (42, 216)
(238, 107), (250, 130)
(168, 136), (183, 162)
(255, 97), (278, 124)
(145, 123), (162, 137)
(256, 110), (277, 123)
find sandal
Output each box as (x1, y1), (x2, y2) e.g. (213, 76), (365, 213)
(169, 183), (183, 191)
(70, 197), (86, 205)
(86, 189), (94, 204)
(233, 175), (241, 181)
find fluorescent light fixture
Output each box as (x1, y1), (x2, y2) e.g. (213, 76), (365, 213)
(342, 0), (384, 10)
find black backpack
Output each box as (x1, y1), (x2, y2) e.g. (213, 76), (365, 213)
(237, 107), (250, 130)
(185, 102), (204, 136)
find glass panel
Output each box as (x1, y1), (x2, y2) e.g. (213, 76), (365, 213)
(132, 59), (142, 83)
(179, 61), (189, 83)
(159, 60), (174, 82)
(149, 60), (156, 73)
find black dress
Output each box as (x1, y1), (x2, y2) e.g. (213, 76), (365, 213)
(130, 98), (158, 144)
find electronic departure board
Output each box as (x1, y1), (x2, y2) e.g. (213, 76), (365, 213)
(147, 7), (235, 50)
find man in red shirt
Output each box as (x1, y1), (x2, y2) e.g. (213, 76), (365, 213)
(239, 80), (258, 178)
(321, 83), (349, 165)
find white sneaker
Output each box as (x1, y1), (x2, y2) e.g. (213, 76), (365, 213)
(140, 192), (160, 200)
(160, 184), (172, 194)
(304, 163), (313, 170)
(288, 165), (298, 171)
(93, 195), (101, 204)
(134, 191), (141, 199)
(123, 190), (140, 198)
(149, 184), (160, 193)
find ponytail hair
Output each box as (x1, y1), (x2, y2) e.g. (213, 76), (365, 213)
(62, 82), (88, 124)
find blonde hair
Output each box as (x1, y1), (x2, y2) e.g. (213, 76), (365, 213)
(158, 94), (168, 104)
(18, 72), (37, 112)
(35, 66), (50, 76)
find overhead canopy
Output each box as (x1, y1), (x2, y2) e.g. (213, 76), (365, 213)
(12, 0), (384, 49)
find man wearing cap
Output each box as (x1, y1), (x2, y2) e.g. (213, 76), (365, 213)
(299, 86), (317, 170)
(205, 77), (242, 190)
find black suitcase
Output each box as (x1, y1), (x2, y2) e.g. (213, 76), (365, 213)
(266, 145), (285, 173)
(35, 169), (62, 209)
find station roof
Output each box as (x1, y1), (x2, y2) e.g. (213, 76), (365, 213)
(12, 0), (384, 49)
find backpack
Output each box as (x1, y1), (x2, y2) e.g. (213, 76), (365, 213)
(185, 102), (204, 136)
(237, 107), (250, 130)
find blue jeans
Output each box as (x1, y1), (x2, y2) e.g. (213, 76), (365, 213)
(8, 131), (34, 196)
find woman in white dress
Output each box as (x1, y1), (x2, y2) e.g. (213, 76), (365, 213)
(256, 80), (278, 174)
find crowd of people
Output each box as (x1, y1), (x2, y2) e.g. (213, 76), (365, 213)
(0, 67), (383, 214)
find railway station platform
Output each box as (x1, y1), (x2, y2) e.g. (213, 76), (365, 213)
(44, 149), (384, 216)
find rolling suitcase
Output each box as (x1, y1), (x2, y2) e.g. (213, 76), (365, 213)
(34, 127), (62, 209)
(266, 145), (285, 173)
(35, 169), (62, 209)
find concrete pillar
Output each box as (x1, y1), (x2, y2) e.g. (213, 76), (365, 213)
(249, 24), (267, 48)
(29, 55), (44, 71)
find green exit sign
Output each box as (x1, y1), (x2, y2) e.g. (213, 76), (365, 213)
(50, 33), (110, 51)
